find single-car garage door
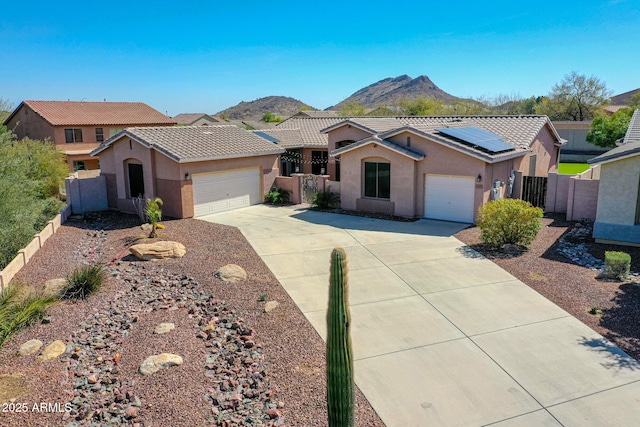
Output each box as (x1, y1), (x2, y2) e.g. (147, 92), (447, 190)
(193, 168), (261, 217)
(424, 175), (475, 223)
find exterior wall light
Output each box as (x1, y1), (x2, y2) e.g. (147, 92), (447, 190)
(477, 174), (482, 182)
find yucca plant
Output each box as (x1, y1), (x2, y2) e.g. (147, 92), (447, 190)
(59, 264), (107, 300)
(0, 283), (56, 348)
(145, 197), (163, 238)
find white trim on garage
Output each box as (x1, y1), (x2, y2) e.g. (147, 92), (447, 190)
(424, 175), (475, 223)
(192, 167), (261, 217)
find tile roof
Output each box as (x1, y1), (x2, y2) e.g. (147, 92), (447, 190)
(331, 136), (425, 161)
(8, 100), (176, 126)
(253, 128), (304, 148)
(276, 117), (345, 146)
(172, 113), (220, 125)
(589, 110), (640, 164)
(91, 125), (284, 163)
(292, 111), (339, 118)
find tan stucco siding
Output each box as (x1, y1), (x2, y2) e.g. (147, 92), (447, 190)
(595, 156), (640, 225)
(5, 105), (55, 141)
(513, 127), (558, 177)
(328, 126), (375, 180)
(339, 147), (416, 216)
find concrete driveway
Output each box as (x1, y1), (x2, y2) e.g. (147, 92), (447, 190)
(203, 205), (640, 427)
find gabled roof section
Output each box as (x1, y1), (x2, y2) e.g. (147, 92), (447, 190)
(320, 117), (405, 135)
(5, 100), (177, 126)
(395, 115), (563, 149)
(253, 128), (304, 149)
(91, 125), (284, 163)
(276, 117), (345, 146)
(331, 136), (425, 161)
(173, 113), (220, 125)
(589, 109), (640, 165)
(291, 110), (339, 118)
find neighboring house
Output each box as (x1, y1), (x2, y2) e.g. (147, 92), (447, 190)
(588, 109), (640, 246)
(604, 88), (640, 115)
(3, 100), (176, 172)
(289, 110), (339, 118)
(553, 121), (608, 163)
(323, 116), (564, 223)
(173, 113), (222, 126)
(90, 125), (284, 218)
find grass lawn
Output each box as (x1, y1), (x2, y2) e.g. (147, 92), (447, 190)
(558, 163), (590, 174)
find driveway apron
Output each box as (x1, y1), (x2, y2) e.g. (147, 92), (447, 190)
(203, 205), (640, 427)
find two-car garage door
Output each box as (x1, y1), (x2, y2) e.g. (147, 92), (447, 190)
(424, 175), (475, 223)
(192, 168), (261, 217)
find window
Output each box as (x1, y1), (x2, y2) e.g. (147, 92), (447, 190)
(73, 161), (86, 172)
(364, 162), (390, 199)
(128, 163), (145, 198)
(95, 128), (104, 142)
(109, 128), (125, 137)
(529, 154), (537, 176)
(311, 150), (328, 175)
(65, 128), (83, 143)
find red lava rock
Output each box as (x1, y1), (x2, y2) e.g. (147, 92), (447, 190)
(266, 408), (281, 419)
(125, 406), (139, 419)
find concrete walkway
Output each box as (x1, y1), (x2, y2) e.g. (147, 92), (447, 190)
(203, 205), (640, 427)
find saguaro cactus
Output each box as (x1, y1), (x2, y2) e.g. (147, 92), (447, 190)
(326, 247), (354, 427)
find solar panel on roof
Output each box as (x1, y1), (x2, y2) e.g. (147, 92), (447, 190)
(253, 131), (280, 143)
(435, 126), (514, 153)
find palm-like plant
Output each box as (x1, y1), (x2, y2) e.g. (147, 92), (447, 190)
(145, 197), (163, 238)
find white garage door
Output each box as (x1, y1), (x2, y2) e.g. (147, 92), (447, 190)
(424, 175), (475, 223)
(192, 168), (261, 217)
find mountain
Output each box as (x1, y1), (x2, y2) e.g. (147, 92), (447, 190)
(329, 75), (458, 110)
(215, 96), (315, 121)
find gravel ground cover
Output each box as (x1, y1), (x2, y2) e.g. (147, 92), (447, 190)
(455, 213), (640, 361)
(0, 211), (384, 426)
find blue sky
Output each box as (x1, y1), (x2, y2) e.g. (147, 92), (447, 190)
(2, 0), (638, 116)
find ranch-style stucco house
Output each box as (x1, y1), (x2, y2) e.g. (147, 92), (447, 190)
(90, 125), (284, 219)
(3, 100), (176, 172)
(588, 109), (640, 246)
(322, 116), (564, 223)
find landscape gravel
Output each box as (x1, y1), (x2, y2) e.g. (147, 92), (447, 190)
(0, 211), (384, 426)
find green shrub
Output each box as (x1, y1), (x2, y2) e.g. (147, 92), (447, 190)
(0, 283), (57, 348)
(604, 251), (631, 280)
(477, 199), (543, 249)
(264, 187), (290, 205)
(145, 197), (163, 238)
(59, 264), (108, 300)
(311, 189), (340, 209)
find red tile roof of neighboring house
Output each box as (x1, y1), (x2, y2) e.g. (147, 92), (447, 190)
(8, 100), (177, 126)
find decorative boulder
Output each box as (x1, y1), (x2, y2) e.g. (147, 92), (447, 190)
(18, 339), (43, 356)
(139, 353), (183, 375)
(154, 323), (175, 335)
(37, 340), (67, 361)
(215, 264), (247, 283)
(129, 241), (186, 260)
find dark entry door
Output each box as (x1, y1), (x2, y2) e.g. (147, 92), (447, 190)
(128, 163), (145, 198)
